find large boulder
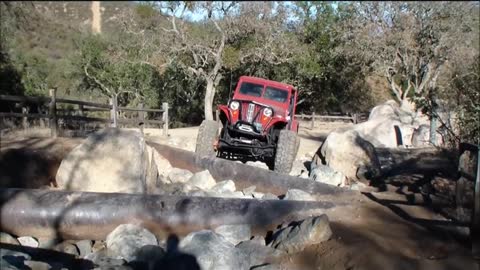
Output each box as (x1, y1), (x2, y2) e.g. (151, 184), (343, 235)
(314, 129), (380, 180)
(179, 230), (249, 270)
(56, 128), (170, 194)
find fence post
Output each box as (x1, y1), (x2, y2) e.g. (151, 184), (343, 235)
(215, 109), (220, 123)
(311, 112), (315, 129)
(110, 95), (118, 128)
(138, 102), (145, 135)
(162, 102), (169, 136)
(353, 113), (358, 124)
(49, 88), (58, 138)
(78, 104), (84, 133)
(22, 106), (29, 134)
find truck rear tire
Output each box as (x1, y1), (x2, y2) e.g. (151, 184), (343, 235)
(195, 120), (220, 158)
(273, 129), (298, 174)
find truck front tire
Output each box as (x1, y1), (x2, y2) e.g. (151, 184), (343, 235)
(273, 129), (299, 174)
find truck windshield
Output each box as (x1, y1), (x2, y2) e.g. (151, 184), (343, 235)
(239, 82), (263, 97)
(264, 86), (288, 103)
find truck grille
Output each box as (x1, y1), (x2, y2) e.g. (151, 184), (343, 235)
(241, 102), (262, 123)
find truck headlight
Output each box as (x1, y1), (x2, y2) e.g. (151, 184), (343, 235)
(230, 101), (240, 110)
(263, 108), (273, 117)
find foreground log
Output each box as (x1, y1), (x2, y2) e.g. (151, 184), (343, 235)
(148, 142), (349, 196)
(0, 188), (335, 240)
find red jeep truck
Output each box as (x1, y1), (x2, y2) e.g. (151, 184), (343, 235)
(195, 76), (300, 174)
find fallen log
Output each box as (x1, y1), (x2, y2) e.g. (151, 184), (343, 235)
(148, 142), (349, 196)
(0, 188), (335, 240)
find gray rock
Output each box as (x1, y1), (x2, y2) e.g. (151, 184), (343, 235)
(261, 193), (279, 200)
(76, 240), (93, 258)
(250, 236), (266, 245)
(211, 180), (236, 193)
(284, 189), (315, 201)
(37, 237), (59, 249)
(54, 242), (79, 256)
(1, 249), (31, 270)
(106, 224), (158, 262)
(269, 215), (332, 253)
(309, 164), (346, 187)
(188, 170), (217, 190)
(17, 236), (38, 248)
(236, 240), (283, 268)
(179, 230), (249, 270)
(85, 249), (126, 266)
(56, 128), (167, 194)
(168, 168), (193, 184)
(0, 232), (19, 245)
(214, 224), (251, 245)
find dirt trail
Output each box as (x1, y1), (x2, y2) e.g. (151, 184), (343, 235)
(0, 124), (478, 269)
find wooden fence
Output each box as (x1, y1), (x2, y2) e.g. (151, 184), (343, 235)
(0, 90), (169, 137)
(295, 112), (368, 129)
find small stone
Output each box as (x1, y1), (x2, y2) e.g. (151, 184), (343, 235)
(85, 249), (126, 266)
(168, 168), (193, 184)
(92, 241), (106, 253)
(106, 224), (157, 261)
(24, 260), (51, 270)
(242, 185), (257, 196)
(17, 236), (38, 248)
(269, 215), (332, 253)
(214, 224), (251, 245)
(0, 232), (20, 245)
(284, 189), (316, 201)
(250, 236), (266, 245)
(207, 191), (247, 199)
(188, 170), (217, 190)
(75, 240), (93, 258)
(37, 237), (59, 249)
(54, 242), (79, 256)
(252, 192), (264, 198)
(211, 180), (236, 193)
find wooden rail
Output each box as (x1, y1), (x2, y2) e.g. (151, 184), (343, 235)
(0, 91), (169, 137)
(295, 112), (368, 129)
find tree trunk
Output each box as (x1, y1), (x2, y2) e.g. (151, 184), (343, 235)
(204, 77), (215, 120)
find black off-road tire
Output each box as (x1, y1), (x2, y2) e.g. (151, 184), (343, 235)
(195, 120), (220, 158)
(273, 129), (299, 174)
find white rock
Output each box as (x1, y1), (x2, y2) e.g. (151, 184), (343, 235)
(211, 180), (236, 193)
(168, 168), (193, 184)
(188, 170), (217, 190)
(56, 128), (169, 194)
(17, 236), (39, 248)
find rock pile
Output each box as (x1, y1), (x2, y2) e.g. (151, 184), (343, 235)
(1, 212), (332, 270)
